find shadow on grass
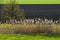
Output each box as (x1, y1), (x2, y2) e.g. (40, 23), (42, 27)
(20, 33), (60, 37)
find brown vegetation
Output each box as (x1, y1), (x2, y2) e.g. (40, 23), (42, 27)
(0, 24), (60, 34)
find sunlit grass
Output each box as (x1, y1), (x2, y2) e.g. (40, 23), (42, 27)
(0, 34), (60, 40)
(0, 0), (60, 4)
(0, 24), (60, 40)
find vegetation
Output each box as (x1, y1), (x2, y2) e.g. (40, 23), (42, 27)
(0, 24), (60, 34)
(1, 4), (24, 19)
(0, 24), (60, 40)
(0, 34), (60, 40)
(0, 0), (25, 22)
(0, 0), (60, 40)
(0, 0), (60, 4)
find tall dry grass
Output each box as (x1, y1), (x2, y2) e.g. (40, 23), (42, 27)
(0, 24), (60, 34)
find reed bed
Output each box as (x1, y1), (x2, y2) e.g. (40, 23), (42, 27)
(0, 24), (60, 34)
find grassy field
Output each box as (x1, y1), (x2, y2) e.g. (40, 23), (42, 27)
(0, 24), (60, 40)
(0, 34), (60, 40)
(0, 0), (60, 4)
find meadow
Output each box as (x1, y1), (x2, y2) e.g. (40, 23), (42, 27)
(0, 0), (60, 4)
(0, 24), (60, 40)
(0, 34), (60, 40)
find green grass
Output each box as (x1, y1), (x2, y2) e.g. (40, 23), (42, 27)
(0, 24), (60, 40)
(0, 0), (60, 4)
(0, 34), (60, 40)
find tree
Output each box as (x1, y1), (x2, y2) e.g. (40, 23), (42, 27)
(0, 4), (25, 22)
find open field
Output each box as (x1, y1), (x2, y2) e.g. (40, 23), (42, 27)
(0, 34), (60, 40)
(0, 24), (60, 40)
(0, 0), (60, 4)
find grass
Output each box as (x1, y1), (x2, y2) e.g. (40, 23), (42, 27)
(0, 34), (60, 40)
(0, 0), (60, 4)
(0, 24), (60, 40)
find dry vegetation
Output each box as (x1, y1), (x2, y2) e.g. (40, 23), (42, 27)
(0, 24), (60, 34)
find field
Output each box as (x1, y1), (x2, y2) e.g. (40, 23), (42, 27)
(0, 24), (60, 40)
(0, 24), (60, 34)
(0, 34), (60, 40)
(0, 0), (60, 4)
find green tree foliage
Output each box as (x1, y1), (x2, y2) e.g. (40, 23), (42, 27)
(1, 4), (25, 21)
(0, 0), (25, 23)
